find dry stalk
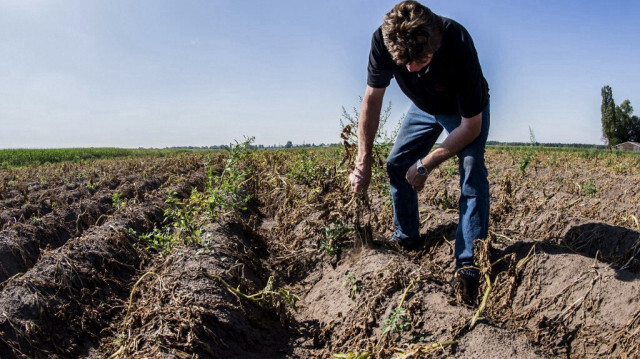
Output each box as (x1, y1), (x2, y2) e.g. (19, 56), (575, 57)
(109, 271), (160, 359)
(122, 271), (159, 330)
(330, 260), (406, 358)
(398, 276), (419, 308)
(469, 239), (538, 329)
(374, 275), (420, 354)
(470, 273), (492, 329)
(392, 340), (457, 358)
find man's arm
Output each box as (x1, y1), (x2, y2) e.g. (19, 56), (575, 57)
(405, 111), (482, 191)
(350, 85), (386, 193)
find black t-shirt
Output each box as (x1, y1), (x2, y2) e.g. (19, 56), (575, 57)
(367, 17), (489, 118)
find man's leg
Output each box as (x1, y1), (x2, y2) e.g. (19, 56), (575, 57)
(436, 105), (490, 268)
(387, 104), (443, 242)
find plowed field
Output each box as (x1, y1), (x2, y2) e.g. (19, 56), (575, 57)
(0, 146), (638, 358)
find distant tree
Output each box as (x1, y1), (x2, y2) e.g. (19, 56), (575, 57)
(630, 115), (640, 142)
(601, 86), (640, 145)
(285, 141), (293, 148)
(617, 100), (631, 141)
(617, 100), (640, 142)
(601, 85), (620, 145)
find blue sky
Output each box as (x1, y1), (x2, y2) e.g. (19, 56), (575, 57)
(1, 0), (639, 148)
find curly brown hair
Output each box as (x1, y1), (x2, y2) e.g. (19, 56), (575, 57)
(381, 1), (444, 66)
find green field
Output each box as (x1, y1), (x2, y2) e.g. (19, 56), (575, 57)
(0, 148), (206, 168)
(2, 144), (637, 169)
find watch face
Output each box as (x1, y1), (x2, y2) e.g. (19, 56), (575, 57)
(418, 166), (427, 175)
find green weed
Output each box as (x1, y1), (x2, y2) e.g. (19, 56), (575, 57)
(111, 192), (125, 208)
(518, 150), (534, 175)
(85, 180), (98, 190)
(382, 307), (411, 334)
(164, 189), (201, 245)
(137, 137), (255, 255)
(321, 220), (352, 256)
(582, 176), (597, 196)
(442, 157), (457, 177)
(138, 226), (177, 255)
(342, 271), (365, 299)
(204, 137), (254, 219)
(285, 150), (331, 187)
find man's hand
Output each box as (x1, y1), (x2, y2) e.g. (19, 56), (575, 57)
(349, 163), (371, 194)
(405, 161), (428, 192)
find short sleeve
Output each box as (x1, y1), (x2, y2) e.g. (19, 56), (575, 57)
(367, 28), (394, 88)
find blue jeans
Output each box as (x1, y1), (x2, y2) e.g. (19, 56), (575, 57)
(386, 103), (490, 268)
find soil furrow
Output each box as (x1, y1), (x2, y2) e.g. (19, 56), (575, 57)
(0, 204), (161, 358)
(0, 171), (205, 358)
(0, 177), (167, 283)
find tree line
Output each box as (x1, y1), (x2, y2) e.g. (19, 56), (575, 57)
(601, 85), (640, 146)
(165, 142), (338, 150)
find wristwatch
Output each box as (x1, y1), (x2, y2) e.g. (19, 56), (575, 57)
(416, 158), (429, 176)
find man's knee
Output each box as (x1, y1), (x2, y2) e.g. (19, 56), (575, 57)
(386, 155), (413, 180)
(386, 158), (401, 176)
(459, 155), (488, 197)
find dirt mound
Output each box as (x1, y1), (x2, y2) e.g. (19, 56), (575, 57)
(94, 222), (291, 358)
(563, 219), (640, 271)
(506, 244), (640, 357)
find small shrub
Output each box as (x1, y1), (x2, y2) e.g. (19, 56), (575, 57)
(204, 137), (254, 219)
(519, 151), (534, 175)
(165, 189), (201, 245)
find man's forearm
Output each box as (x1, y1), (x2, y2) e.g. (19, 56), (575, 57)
(422, 113), (482, 171)
(356, 86), (385, 166)
(357, 103), (381, 165)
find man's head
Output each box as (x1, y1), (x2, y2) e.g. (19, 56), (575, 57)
(381, 1), (443, 71)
